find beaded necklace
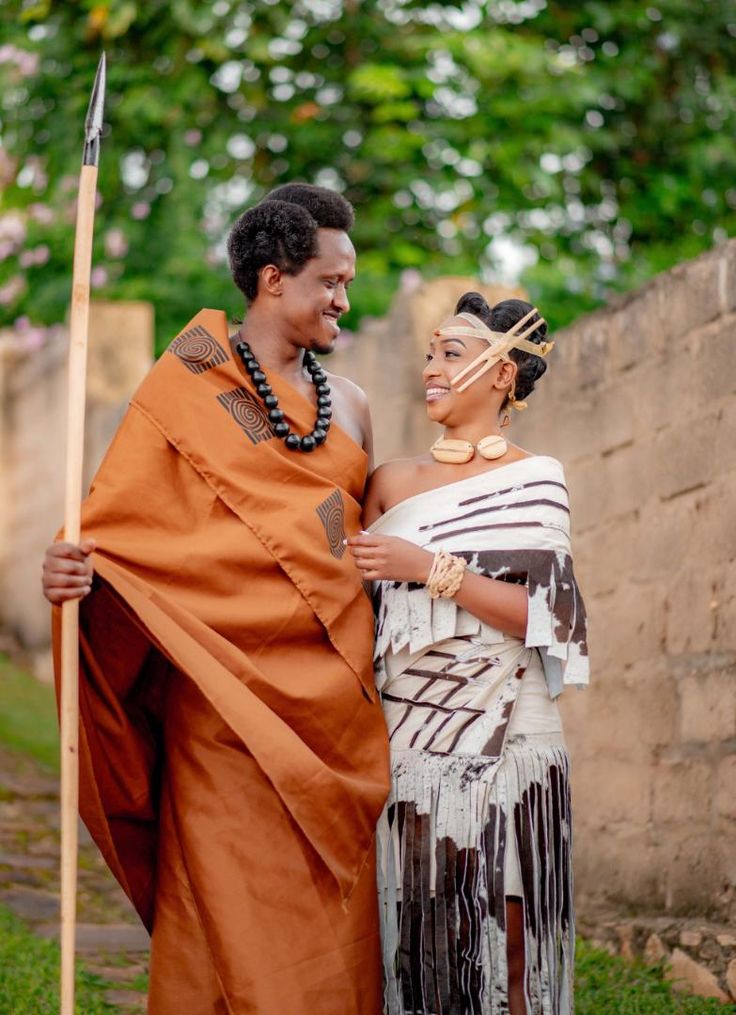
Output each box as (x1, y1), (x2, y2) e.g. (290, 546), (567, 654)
(235, 338), (332, 453)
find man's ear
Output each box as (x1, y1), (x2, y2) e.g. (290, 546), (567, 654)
(259, 263), (283, 297)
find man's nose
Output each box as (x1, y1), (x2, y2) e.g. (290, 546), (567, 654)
(333, 284), (350, 313)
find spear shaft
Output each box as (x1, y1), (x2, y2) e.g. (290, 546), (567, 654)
(60, 52), (106, 1015)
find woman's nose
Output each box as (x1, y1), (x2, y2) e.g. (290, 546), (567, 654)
(423, 358), (439, 380)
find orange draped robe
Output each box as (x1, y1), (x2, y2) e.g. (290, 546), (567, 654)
(52, 310), (390, 1014)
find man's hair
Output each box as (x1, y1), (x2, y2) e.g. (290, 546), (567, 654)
(227, 183), (354, 303)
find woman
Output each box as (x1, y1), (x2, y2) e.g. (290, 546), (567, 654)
(347, 294), (589, 1014)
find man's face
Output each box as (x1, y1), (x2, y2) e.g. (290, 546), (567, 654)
(279, 228), (356, 354)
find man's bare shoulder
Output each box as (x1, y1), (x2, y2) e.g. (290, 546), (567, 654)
(325, 371), (368, 410)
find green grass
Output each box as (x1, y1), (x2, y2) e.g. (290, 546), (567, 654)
(0, 653), (59, 773)
(575, 938), (730, 1013)
(0, 921), (727, 1013)
(0, 904), (115, 1013)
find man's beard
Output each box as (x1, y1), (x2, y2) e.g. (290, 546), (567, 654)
(309, 335), (336, 355)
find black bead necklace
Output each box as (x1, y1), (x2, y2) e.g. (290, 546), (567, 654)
(234, 339), (332, 452)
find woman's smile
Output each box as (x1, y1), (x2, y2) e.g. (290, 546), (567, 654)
(425, 384), (450, 403)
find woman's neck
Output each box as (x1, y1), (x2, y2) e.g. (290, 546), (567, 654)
(440, 420), (504, 444)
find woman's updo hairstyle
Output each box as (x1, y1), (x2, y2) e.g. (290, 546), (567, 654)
(454, 292), (549, 406)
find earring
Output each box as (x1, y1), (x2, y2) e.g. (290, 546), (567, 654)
(500, 413), (510, 429)
(507, 380), (528, 412)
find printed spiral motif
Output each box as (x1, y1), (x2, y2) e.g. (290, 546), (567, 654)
(170, 326), (227, 374)
(316, 489), (346, 559)
(217, 387), (273, 445)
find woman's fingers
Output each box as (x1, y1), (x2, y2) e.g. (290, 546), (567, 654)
(351, 552), (382, 568)
(349, 546), (381, 560)
(345, 533), (381, 548)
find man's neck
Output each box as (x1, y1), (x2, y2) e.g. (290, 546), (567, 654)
(232, 310), (308, 387)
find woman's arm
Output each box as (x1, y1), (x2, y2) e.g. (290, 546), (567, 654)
(361, 466), (385, 529)
(361, 460), (415, 528)
(346, 533), (528, 640)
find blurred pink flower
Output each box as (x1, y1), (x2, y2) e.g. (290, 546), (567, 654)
(19, 324), (46, 351)
(29, 203), (55, 225)
(131, 202), (150, 220)
(33, 244), (50, 265)
(90, 266), (108, 288)
(104, 228), (129, 258)
(400, 268), (422, 294)
(0, 45), (39, 77)
(16, 51), (39, 78)
(19, 249), (34, 268)
(0, 211), (27, 246)
(184, 129), (202, 146)
(0, 275), (26, 305)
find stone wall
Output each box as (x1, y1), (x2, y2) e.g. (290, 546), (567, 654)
(511, 241), (736, 929)
(0, 301), (154, 665)
(334, 245), (736, 995)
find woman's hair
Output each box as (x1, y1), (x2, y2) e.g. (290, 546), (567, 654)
(454, 292), (549, 405)
(227, 184), (354, 303)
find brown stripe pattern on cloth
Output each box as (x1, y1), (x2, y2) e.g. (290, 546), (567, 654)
(369, 457), (587, 1014)
(378, 741), (574, 1014)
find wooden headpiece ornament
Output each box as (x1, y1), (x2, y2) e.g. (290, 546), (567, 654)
(435, 307), (554, 403)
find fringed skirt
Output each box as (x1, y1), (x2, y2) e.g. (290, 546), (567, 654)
(377, 734), (574, 1015)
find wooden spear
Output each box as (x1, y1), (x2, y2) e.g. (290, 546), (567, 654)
(60, 52), (106, 1015)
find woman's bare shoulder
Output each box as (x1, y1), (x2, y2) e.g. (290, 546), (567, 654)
(370, 455), (429, 488)
(364, 456), (428, 522)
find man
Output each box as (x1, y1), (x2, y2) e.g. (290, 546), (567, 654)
(42, 184), (390, 1014)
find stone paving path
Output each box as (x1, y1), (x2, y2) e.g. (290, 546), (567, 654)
(0, 744), (149, 1012)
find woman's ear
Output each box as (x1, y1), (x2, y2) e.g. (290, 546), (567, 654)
(494, 359), (518, 392)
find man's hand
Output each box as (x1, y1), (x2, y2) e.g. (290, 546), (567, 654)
(42, 539), (96, 604)
(345, 532), (433, 584)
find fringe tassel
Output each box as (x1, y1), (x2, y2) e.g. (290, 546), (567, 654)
(377, 739), (573, 1014)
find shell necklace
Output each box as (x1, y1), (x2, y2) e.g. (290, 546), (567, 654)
(429, 433), (507, 464)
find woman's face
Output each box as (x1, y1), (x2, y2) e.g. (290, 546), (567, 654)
(422, 315), (507, 425)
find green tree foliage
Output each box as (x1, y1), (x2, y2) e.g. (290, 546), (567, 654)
(0, 0), (734, 349)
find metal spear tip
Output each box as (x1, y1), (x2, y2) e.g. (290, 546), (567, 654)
(83, 52), (107, 167)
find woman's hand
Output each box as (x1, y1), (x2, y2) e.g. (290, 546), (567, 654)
(345, 533), (433, 584)
(42, 539), (96, 604)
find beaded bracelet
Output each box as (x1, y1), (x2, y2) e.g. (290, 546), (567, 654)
(426, 549), (467, 599)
